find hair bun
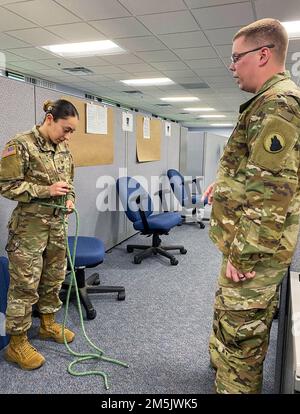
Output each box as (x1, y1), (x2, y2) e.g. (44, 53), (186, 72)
(43, 99), (54, 113)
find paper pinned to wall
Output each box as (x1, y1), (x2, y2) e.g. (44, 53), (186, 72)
(165, 122), (171, 136)
(143, 116), (150, 139)
(122, 112), (133, 132)
(86, 103), (107, 134)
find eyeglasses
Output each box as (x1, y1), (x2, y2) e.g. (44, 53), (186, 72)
(231, 44), (275, 64)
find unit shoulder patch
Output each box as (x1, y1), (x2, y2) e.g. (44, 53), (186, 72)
(263, 133), (285, 153)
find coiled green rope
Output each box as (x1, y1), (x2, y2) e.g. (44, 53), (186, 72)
(35, 199), (128, 389)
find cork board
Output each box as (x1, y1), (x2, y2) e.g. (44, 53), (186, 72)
(62, 95), (114, 167)
(136, 115), (161, 162)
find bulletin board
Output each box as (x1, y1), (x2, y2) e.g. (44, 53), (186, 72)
(62, 95), (114, 167)
(136, 115), (161, 162)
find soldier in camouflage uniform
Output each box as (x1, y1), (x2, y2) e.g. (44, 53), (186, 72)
(202, 19), (300, 393)
(0, 99), (79, 370)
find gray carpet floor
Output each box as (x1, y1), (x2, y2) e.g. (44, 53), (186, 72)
(0, 224), (277, 394)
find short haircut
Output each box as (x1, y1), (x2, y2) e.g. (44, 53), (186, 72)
(233, 18), (288, 64)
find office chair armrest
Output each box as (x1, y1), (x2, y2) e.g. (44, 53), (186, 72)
(136, 193), (150, 232)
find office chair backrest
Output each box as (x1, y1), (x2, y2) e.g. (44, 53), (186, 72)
(117, 176), (153, 223)
(167, 169), (187, 205)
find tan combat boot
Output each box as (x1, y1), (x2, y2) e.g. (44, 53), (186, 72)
(5, 333), (45, 370)
(39, 313), (75, 344)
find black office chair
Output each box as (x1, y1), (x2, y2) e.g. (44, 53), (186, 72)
(61, 236), (125, 320)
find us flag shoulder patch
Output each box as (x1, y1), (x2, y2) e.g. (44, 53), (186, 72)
(1, 145), (16, 158)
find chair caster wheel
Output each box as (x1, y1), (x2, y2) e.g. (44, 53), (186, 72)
(199, 222), (205, 229)
(118, 291), (126, 301)
(134, 257), (142, 264)
(86, 309), (97, 320)
(127, 246), (134, 253)
(180, 248), (187, 254)
(92, 275), (100, 285)
(170, 258), (178, 266)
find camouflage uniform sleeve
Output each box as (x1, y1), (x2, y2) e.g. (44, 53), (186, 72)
(229, 97), (300, 273)
(66, 152), (75, 204)
(0, 139), (51, 202)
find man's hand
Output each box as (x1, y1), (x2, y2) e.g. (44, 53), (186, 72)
(201, 182), (215, 204)
(65, 199), (74, 214)
(49, 181), (70, 196)
(226, 260), (256, 283)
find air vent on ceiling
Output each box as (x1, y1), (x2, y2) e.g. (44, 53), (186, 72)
(62, 66), (94, 75)
(155, 103), (172, 107)
(180, 82), (209, 89)
(122, 90), (143, 95)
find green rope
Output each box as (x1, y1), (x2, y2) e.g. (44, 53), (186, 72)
(34, 199), (128, 390)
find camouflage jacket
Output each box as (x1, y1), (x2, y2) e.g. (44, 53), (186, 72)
(0, 125), (75, 208)
(209, 71), (300, 273)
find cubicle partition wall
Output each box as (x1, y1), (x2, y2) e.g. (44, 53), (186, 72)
(0, 76), (181, 254)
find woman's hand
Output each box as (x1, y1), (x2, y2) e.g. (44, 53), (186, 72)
(49, 181), (70, 196)
(65, 199), (74, 214)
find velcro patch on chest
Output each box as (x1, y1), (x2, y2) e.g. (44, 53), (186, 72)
(249, 114), (299, 172)
(1, 145), (16, 158)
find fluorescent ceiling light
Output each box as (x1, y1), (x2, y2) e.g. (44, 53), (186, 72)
(120, 78), (174, 86)
(41, 40), (126, 58)
(160, 97), (199, 102)
(210, 123), (233, 127)
(183, 107), (215, 112)
(198, 114), (226, 118)
(282, 21), (300, 38)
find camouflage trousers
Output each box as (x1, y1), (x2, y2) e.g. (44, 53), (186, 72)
(5, 207), (67, 335)
(209, 255), (284, 394)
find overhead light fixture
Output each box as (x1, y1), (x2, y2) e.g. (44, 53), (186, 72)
(198, 114), (226, 118)
(120, 78), (174, 86)
(210, 123), (233, 127)
(160, 97), (199, 102)
(41, 40), (126, 58)
(183, 107), (215, 112)
(282, 21), (300, 38)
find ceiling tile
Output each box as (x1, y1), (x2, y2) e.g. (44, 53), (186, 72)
(255, 0), (300, 21)
(160, 69), (196, 78)
(67, 56), (111, 66)
(118, 63), (156, 72)
(102, 54), (144, 65)
(8, 47), (56, 60)
(115, 36), (166, 52)
(175, 47), (218, 60)
(215, 45), (232, 58)
(0, 6), (36, 30)
(192, 3), (254, 29)
(186, 58), (225, 69)
(151, 61), (189, 70)
(159, 31), (209, 48)
(136, 50), (180, 62)
(56, 0), (130, 20)
(5, 0), (81, 26)
(6, 28), (65, 46)
(194, 67), (231, 77)
(9, 60), (51, 71)
(138, 11), (199, 35)
(0, 32), (30, 49)
(45, 23), (106, 42)
(205, 26), (241, 45)
(90, 17), (151, 38)
(2, 50), (27, 62)
(186, 0), (249, 7)
(118, 0), (186, 15)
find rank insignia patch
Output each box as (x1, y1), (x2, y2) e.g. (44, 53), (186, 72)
(263, 133), (285, 153)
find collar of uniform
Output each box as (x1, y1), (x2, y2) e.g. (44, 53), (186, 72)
(239, 70), (291, 114)
(32, 125), (56, 152)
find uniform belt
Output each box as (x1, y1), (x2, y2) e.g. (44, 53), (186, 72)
(18, 202), (61, 216)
